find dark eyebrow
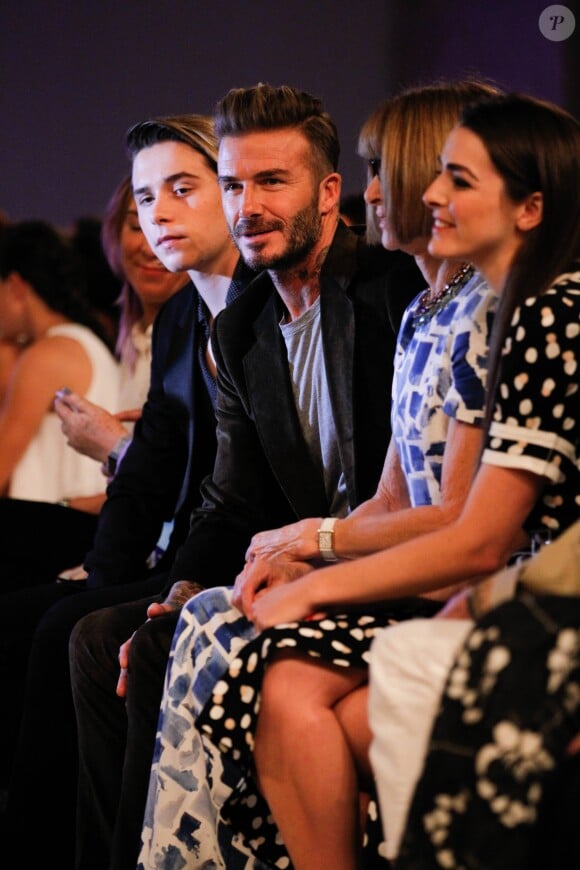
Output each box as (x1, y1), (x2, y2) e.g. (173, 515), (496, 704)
(446, 161), (479, 181)
(218, 168), (291, 184)
(255, 168), (290, 180)
(133, 171), (199, 196)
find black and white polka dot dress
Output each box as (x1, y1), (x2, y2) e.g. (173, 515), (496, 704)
(194, 600), (440, 868)
(482, 267), (580, 537)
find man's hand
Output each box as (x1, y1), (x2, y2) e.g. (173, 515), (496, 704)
(233, 555), (311, 616)
(57, 563), (88, 582)
(157, 580), (206, 612)
(244, 518), (321, 564)
(54, 389), (128, 463)
(116, 581), (205, 697)
(116, 633), (135, 698)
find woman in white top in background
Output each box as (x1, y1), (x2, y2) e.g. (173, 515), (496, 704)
(0, 181), (186, 588)
(0, 218), (119, 504)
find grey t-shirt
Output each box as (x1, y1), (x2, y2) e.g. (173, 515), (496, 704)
(279, 297), (348, 517)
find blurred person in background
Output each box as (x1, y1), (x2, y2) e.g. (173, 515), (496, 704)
(0, 179), (187, 589)
(0, 219), (119, 504)
(55, 176), (189, 528)
(69, 215), (122, 347)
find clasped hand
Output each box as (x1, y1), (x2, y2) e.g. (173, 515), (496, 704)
(233, 554), (312, 616)
(234, 519), (327, 625)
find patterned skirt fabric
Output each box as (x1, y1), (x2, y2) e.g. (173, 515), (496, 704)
(139, 587), (439, 869)
(396, 590), (580, 870)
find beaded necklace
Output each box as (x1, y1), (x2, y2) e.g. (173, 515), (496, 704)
(413, 263), (475, 326)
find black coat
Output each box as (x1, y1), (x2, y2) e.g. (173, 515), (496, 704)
(85, 279), (229, 587)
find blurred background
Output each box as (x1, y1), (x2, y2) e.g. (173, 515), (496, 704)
(1, 0), (578, 228)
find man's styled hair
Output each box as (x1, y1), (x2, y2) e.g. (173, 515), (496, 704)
(214, 83), (340, 179)
(126, 114), (218, 172)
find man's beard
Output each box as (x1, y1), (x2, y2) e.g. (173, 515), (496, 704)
(232, 198), (322, 272)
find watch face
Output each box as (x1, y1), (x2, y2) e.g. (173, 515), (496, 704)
(319, 531), (333, 551)
(318, 528), (338, 561)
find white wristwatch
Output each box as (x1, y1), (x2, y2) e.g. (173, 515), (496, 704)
(317, 516), (338, 561)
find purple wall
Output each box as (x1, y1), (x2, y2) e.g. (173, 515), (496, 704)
(1, 0), (577, 227)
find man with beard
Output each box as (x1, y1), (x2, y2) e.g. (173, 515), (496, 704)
(70, 83), (424, 870)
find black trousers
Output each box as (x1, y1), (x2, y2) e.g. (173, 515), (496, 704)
(0, 498), (98, 588)
(0, 572), (171, 870)
(70, 602), (179, 870)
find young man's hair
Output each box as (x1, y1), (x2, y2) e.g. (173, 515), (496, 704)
(125, 114), (218, 172)
(214, 83), (340, 180)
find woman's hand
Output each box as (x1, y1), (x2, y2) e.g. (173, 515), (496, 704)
(249, 571), (322, 630)
(245, 518), (321, 564)
(234, 555), (312, 616)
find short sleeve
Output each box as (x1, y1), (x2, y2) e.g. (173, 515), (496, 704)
(483, 284), (580, 485)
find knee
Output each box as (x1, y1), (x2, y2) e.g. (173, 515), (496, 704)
(260, 658), (323, 734)
(127, 613), (177, 681)
(69, 608), (121, 678)
(70, 609), (101, 656)
(262, 658), (299, 707)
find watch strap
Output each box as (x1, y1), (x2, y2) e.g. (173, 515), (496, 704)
(105, 435), (131, 478)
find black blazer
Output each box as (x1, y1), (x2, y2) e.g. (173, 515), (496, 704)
(84, 282), (219, 588)
(168, 223), (425, 589)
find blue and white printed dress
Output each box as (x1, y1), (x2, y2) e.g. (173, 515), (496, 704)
(138, 271), (498, 869)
